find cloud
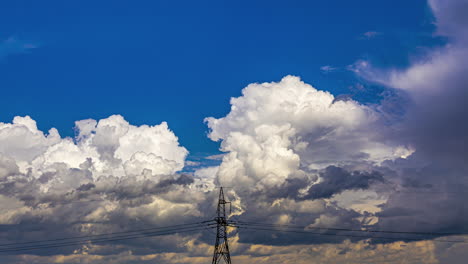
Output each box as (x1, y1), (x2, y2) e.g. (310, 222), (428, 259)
(204, 154), (224, 160)
(0, 115), (209, 258)
(362, 31), (381, 39)
(203, 75), (416, 247)
(304, 166), (384, 200)
(0, 37), (38, 59)
(350, 0), (468, 236)
(2, 76), (408, 261)
(205, 76), (406, 194)
(0, 238), (443, 264)
(185, 160), (201, 166)
(320, 65), (338, 73)
(428, 0), (468, 39)
(0, 115), (188, 180)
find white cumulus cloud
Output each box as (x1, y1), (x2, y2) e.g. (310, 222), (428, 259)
(0, 114), (188, 188)
(205, 76), (407, 195)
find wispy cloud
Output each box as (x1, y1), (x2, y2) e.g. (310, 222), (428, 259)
(205, 153), (224, 160)
(362, 31), (382, 39)
(185, 160), (201, 166)
(320, 65), (338, 73)
(0, 36), (38, 59)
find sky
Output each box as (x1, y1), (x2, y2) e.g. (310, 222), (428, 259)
(1, 0), (468, 263)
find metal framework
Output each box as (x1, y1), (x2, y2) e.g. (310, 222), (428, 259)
(211, 187), (232, 264)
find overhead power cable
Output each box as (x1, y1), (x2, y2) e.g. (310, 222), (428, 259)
(229, 224), (468, 244)
(233, 220), (468, 237)
(0, 221), (211, 248)
(0, 225), (213, 253)
(0, 221), (214, 253)
(0, 226), (209, 253)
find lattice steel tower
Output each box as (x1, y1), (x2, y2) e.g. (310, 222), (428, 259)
(211, 187), (232, 264)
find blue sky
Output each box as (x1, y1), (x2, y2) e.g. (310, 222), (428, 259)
(0, 0), (440, 157)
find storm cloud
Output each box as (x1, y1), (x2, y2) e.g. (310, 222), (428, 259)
(352, 0), (468, 236)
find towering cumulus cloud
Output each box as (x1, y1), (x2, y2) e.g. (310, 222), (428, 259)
(206, 76), (407, 197)
(204, 76), (415, 247)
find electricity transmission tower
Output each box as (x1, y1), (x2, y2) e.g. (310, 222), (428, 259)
(211, 187), (232, 264)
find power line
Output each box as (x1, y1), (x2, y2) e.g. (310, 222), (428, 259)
(229, 225), (468, 244)
(0, 225), (213, 253)
(233, 220), (468, 237)
(0, 227), (207, 253)
(0, 198), (106, 211)
(0, 221), (210, 248)
(2, 189), (467, 259)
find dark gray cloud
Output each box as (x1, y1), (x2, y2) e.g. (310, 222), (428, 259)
(356, 0), (468, 239)
(429, 0), (468, 39)
(0, 151), (208, 257)
(259, 166), (384, 201)
(304, 166), (384, 200)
